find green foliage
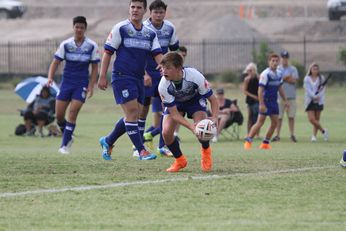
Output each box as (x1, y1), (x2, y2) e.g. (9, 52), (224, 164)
(337, 47), (346, 65)
(252, 41), (272, 73)
(290, 60), (306, 87)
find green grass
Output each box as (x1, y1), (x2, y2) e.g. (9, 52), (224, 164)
(0, 86), (345, 231)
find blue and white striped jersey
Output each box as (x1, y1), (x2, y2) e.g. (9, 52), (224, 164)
(104, 19), (162, 79)
(259, 67), (283, 102)
(54, 37), (100, 85)
(143, 19), (179, 78)
(158, 67), (213, 107)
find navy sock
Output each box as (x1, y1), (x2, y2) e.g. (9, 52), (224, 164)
(106, 118), (126, 145)
(343, 150), (346, 161)
(245, 137), (253, 142)
(263, 139), (270, 144)
(138, 119), (146, 139)
(57, 120), (66, 133)
(61, 121), (75, 147)
(166, 138), (182, 158)
(199, 140), (210, 149)
(158, 115), (165, 148)
(125, 121), (144, 153)
(145, 125), (155, 133)
(151, 127), (161, 137)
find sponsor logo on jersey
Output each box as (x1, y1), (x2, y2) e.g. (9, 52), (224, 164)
(199, 98), (207, 108)
(122, 89), (129, 98)
(128, 29), (135, 37)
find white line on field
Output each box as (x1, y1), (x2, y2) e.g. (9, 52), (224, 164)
(0, 165), (336, 198)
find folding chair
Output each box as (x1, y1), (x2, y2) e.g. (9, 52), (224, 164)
(220, 100), (244, 140)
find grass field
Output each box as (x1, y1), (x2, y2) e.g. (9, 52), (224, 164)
(0, 86), (345, 231)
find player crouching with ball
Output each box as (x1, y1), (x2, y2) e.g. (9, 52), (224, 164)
(158, 52), (219, 172)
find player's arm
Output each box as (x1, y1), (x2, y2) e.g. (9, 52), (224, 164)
(98, 52), (111, 90)
(207, 94), (219, 125)
(278, 85), (289, 108)
(167, 106), (195, 133)
(153, 53), (163, 71)
(144, 71), (152, 87)
(47, 59), (61, 86)
(88, 63), (98, 98)
(258, 86), (266, 113)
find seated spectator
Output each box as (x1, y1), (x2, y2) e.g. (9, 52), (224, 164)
(212, 88), (240, 142)
(21, 86), (56, 137)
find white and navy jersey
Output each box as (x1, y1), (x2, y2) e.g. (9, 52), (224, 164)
(54, 37), (100, 85)
(259, 68), (283, 102)
(143, 19), (179, 77)
(158, 67), (213, 107)
(105, 19), (162, 79)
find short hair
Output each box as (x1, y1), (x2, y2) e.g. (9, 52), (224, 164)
(149, 0), (167, 11)
(179, 46), (187, 53)
(161, 52), (183, 68)
(267, 53), (279, 61)
(73, 16), (87, 28)
(130, 0), (147, 9)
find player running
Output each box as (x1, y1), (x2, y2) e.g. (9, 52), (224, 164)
(244, 53), (288, 150)
(158, 52), (219, 172)
(135, 0), (179, 157)
(47, 16), (100, 154)
(97, 0), (163, 161)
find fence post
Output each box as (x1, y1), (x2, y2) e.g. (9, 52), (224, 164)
(7, 41), (11, 76)
(202, 39), (206, 74)
(303, 36), (307, 69)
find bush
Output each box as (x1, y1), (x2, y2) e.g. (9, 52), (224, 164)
(338, 47), (346, 65)
(252, 41), (273, 73)
(290, 60), (306, 87)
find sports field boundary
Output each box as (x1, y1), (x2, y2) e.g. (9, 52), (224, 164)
(0, 165), (336, 198)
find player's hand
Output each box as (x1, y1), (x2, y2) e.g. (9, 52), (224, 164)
(208, 116), (218, 128)
(259, 103), (267, 114)
(144, 74), (152, 87)
(46, 78), (53, 87)
(87, 85), (94, 99)
(97, 75), (108, 91)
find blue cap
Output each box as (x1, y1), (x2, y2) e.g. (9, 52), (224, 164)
(280, 51), (289, 58)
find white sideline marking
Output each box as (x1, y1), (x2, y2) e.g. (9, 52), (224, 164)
(0, 165), (335, 198)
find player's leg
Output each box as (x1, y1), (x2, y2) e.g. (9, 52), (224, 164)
(139, 96), (153, 151)
(163, 112), (187, 172)
(272, 99), (284, 142)
(244, 113), (266, 149)
(259, 114), (278, 149)
(193, 110), (212, 172)
(246, 105), (252, 134)
(55, 100), (69, 133)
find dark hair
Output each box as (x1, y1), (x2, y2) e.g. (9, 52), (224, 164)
(161, 52), (183, 68)
(73, 16), (87, 28)
(131, 0), (147, 9)
(179, 46), (187, 53)
(149, 0), (167, 11)
(40, 86), (51, 97)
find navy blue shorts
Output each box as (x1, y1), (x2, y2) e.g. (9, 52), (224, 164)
(56, 82), (87, 103)
(164, 97), (208, 119)
(259, 101), (279, 116)
(111, 76), (145, 105)
(144, 78), (161, 98)
(151, 96), (163, 113)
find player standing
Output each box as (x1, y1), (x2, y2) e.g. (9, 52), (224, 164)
(97, 0), (163, 161)
(138, 0), (179, 157)
(158, 52), (219, 172)
(47, 16), (100, 154)
(244, 53), (288, 150)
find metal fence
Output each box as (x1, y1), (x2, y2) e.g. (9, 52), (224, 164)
(1, 38), (346, 78)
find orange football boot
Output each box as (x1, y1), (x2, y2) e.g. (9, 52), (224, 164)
(244, 141), (252, 150)
(201, 147), (212, 172)
(259, 143), (271, 149)
(166, 155), (187, 172)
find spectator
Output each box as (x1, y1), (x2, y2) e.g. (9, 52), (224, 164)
(178, 46), (187, 60)
(22, 86), (55, 137)
(212, 88), (239, 142)
(272, 51), (299, 142)
(242, 62), (260, 137)
(303, 62), (328, 142)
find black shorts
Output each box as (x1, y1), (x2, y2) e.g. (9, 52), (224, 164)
(306, 102), (324, 112)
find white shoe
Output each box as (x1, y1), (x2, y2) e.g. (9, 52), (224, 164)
(132, 145), (139, 157)
(58, 146), (70, 155)
(311, 136), (317, 142)
(323, 129), (329, 141)
(67, 136), (74, 148)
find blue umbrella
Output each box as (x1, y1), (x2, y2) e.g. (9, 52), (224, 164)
(14, 76), (59, 103)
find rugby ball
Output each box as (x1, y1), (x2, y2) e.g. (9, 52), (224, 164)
(195, 119), (217, 141)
